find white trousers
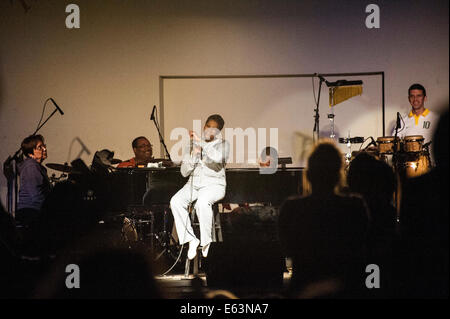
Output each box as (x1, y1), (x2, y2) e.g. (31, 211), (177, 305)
(170, 183), (225, 247)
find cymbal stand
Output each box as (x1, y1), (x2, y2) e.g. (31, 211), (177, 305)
(154, 208), (178, 261)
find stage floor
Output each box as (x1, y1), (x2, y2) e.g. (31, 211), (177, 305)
(154, 271), (292, 298)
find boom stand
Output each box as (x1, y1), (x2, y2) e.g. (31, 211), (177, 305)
(393, 121), (402, 220)
(151, 114), (172, 162)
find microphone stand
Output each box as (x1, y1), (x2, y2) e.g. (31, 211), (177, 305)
(33, 108), (60, 136)
(151, 111), (172, 162)
(393, 114), (401, 170)
(393, 113), (402, 219)
(2, 103), (61, 214)
(313, 74), (327, 143)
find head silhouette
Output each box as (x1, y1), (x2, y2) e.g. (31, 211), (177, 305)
(306, 141), (343, 194)
(347, 152), (396, 204)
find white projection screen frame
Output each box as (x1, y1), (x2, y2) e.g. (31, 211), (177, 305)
(159, 72), (385, 168)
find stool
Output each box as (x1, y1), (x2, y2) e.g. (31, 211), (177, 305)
(184, 203), (223, 277)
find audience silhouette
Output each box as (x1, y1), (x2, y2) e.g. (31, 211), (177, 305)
(396, 110), (448, 298)
(278, 141), (369, 298)
(347, 152), (398, 296)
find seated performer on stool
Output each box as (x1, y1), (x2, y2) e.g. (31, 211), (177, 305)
(118, 136), (173, 168)
(170, 114), (229, 260)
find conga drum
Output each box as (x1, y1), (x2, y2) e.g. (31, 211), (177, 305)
(403, 135), (424, 153)
(377, 136), (401, 154)
(403, 153), (431, 178)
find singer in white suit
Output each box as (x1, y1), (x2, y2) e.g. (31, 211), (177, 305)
(170, 114), (230, 260)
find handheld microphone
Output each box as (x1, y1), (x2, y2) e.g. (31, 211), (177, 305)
(50, 98), (64, 115)
(150, 105), (156, 121)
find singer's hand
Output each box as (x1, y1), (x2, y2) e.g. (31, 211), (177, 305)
(189, 130), (201, 143)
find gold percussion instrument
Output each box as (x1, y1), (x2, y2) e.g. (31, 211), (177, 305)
(376, 136), (401, 154)
(403, 135), (424, 153)
(397, 135), (431, 178)
(399, 152), (431, 178)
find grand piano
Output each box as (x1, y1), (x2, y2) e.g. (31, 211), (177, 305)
(106, 166), (304, 212)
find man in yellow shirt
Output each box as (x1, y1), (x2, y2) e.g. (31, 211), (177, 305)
(393, 83), (438, 143)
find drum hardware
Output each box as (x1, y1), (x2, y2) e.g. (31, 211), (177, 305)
(361, 136), (378, 150)
(120, 208), (181, 263)
(153, 209), (180, 262)
(338, 136), (365, 144)
(327, 111), (336, 139)
(49, 172), (68, 184)
(46, 163), (81, 174)
(122, 206), (155, 249)
(339, 135), (364, 164)
(423, 141), (432, 149)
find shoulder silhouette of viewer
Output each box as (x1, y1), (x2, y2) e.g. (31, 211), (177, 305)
(279, 141), (369, 297)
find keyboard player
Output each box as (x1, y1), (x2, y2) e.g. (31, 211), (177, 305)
(118, 136), (173, 168)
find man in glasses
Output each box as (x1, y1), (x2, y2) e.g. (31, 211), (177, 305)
(118, 136), (173, 168)
(117, 136), (155, 168)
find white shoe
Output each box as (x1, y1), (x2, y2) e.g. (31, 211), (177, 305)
(201, 243), (211, 258)
(188, 238), (200, 260)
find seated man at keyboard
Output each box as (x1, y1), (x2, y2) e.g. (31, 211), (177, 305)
(118, 136), (172, 168)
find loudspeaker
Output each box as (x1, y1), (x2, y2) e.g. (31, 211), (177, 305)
(205, 205), (285, 288)
(205, 241), (285, 289)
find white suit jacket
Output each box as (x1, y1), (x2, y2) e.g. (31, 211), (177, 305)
(180, 138), (230, 188)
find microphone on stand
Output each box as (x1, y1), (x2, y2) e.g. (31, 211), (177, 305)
(423, 141), (432, 148)
(316, 73), (329, 86)
(150, 105), (156, 121)
(363, 136), (377, 150)
(50, 98), (64, 115)
(396, 112), (402, 130)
